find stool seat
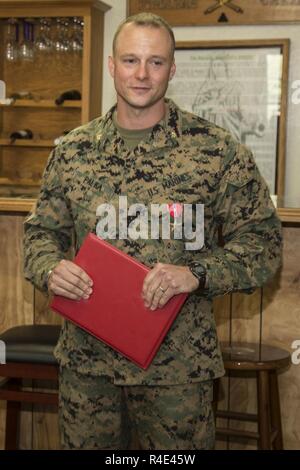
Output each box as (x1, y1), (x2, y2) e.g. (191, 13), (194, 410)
(0, 325), (60, 364)
(221, 342), (290, 371)
(215, 341), (291, 450)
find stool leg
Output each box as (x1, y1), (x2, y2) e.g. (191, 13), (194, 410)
(269, 370), (284, 450)
(257, 370), (272, 450)
(5, 378), (22, 450)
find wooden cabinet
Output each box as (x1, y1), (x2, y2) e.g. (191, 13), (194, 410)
(0, 0), (110, 208)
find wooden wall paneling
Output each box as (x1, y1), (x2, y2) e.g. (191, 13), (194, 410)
(231, 290), (261, 343)
(263, 228), (300, 344)
(262, 227), (300, 449)
(0, 215), (34, 329)
(0, 214), (34, 449)
(214, 294), (231, 342)
(33, 402), (60, 450)
(19, 404), (33, 449)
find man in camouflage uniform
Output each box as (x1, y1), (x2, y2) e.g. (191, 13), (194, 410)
(23, 13), (282, 450)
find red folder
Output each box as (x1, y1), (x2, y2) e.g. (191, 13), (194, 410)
(50, 233), (188, 370)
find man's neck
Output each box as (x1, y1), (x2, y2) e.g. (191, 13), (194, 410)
(115, 100), (166, 130)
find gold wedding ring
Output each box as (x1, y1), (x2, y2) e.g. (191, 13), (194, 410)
(47, 269), (53, 283)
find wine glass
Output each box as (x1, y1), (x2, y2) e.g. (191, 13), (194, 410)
(70, 17), (83, 53)
(35, 17), (51, 52)
(19, 20), (34, 61)
(5, 18), (19, 62)
(53, 17), (65, 52)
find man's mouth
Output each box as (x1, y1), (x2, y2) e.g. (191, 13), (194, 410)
(130, 86), (151, 93)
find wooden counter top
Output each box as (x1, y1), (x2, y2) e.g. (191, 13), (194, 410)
(0, 197), (35, 213)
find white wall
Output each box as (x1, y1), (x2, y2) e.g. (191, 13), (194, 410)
(101, 1), (300, 204)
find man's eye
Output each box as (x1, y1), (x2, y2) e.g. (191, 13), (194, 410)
(152, 60), (163, 66)
(123, 58), (136, 64)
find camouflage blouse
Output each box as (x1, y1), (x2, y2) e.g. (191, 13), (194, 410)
(23, 99), (282, 385)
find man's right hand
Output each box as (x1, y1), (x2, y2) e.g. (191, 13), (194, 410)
(47, 260), (93, 300)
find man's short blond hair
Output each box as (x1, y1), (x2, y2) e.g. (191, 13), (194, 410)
(112, 12), (175, 58)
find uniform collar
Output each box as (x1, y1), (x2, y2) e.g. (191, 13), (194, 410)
(94, 98), (182, 154)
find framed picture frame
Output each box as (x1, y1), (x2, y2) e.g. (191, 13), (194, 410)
(166, 39), (289, 197)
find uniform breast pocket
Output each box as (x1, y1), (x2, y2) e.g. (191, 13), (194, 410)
(66, 171), (116, 241)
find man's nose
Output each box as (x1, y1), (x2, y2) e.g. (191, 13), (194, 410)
(135, 62), (148, 80)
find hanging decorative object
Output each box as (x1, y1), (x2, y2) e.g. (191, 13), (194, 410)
(128, 0), (300, 26)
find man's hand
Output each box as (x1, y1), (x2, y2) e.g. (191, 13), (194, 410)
(48, 260), (93, 300)
(142, 263), (199, 311)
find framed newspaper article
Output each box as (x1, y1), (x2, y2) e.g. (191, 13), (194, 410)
(167, 39), (289, 197)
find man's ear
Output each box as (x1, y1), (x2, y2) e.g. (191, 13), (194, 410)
(169, 61), (176, 81)
(108, 56), (115, 78)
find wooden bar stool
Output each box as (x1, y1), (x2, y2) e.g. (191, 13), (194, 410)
(215, 341), (290, 450)
(0, 325), (60, 450)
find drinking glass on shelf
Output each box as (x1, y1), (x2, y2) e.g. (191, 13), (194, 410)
(35, 17), (52, 52)
(62, 17), (72, 52)
(70, 17), (83, 53)
(45, 18), (53, 50)
(5, 18), (19, 62)
(19, 20), (35, 61)
(53, 17), (65, 52)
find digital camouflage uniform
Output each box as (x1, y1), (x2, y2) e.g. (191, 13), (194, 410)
(23, 99), (282, 449)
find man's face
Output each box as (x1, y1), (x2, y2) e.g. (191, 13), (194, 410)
(108, 23), (176, 112)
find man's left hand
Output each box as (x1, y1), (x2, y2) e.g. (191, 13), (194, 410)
(142, 263), (199, 310)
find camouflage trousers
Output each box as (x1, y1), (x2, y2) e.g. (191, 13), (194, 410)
(59, 366), (215, 450)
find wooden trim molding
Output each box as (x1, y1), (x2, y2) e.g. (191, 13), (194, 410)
(277, 208), (300, 224)
(0, 198), (35, 213)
